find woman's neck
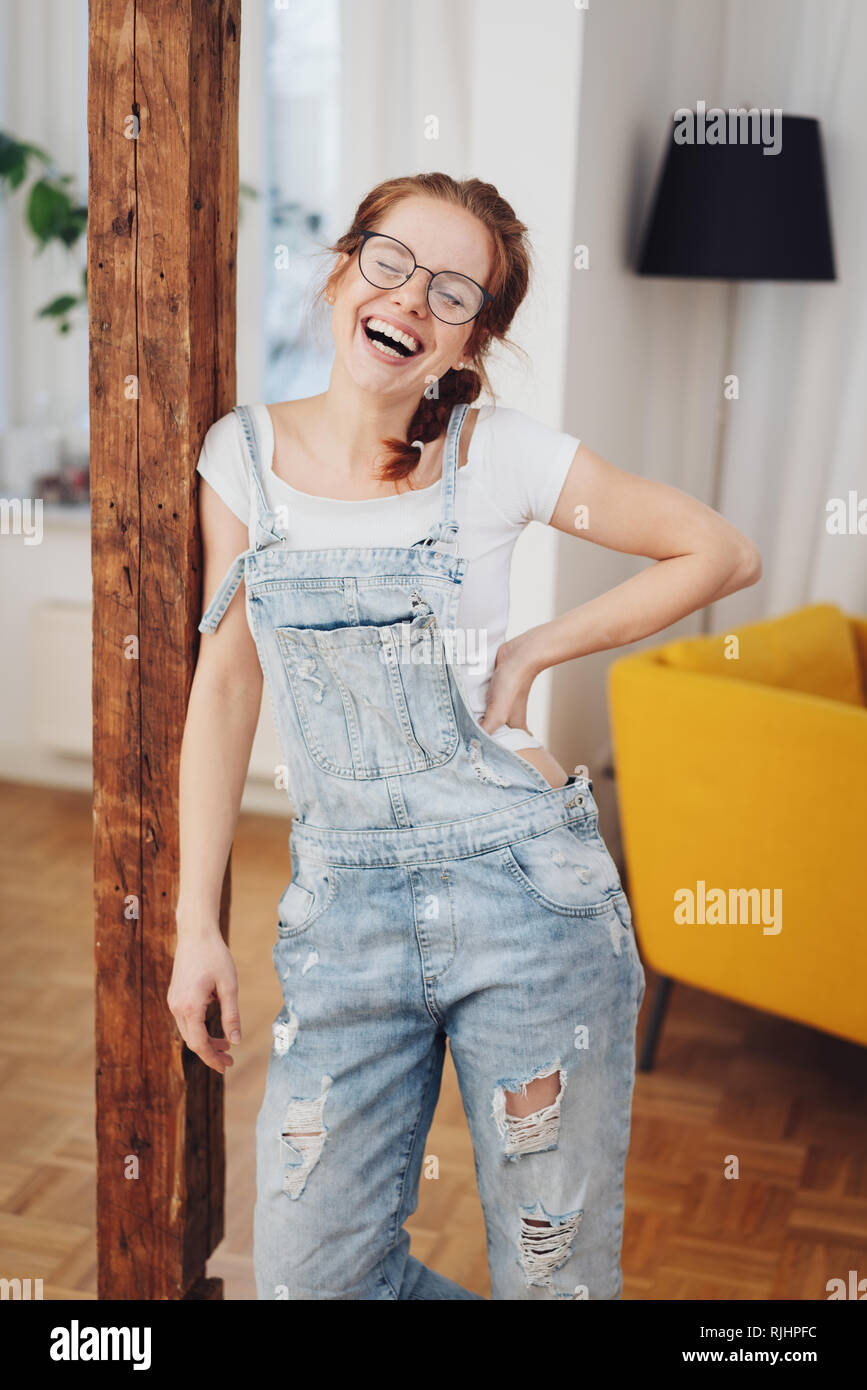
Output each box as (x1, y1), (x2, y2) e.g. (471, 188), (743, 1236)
(267, 394), (451, 500)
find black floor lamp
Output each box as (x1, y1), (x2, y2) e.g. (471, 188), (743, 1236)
(631, 113), (836, 1070)
(636, 111), (836, 634)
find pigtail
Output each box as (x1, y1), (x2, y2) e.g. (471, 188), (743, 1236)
(378, 365), (483, 483)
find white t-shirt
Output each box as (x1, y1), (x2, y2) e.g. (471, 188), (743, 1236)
(196, 401), (580, 753)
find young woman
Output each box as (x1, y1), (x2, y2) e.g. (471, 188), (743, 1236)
(168, 172), (761, 1301)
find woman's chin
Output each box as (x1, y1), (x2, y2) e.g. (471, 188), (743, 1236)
(343, 344), (425, 395)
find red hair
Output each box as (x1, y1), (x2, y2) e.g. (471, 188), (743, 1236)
(317, 172), (532, 484)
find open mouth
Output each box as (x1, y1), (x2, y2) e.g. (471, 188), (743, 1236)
(362, 316), (423, 360)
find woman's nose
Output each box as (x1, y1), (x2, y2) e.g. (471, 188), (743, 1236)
(390, 266), (430, 316)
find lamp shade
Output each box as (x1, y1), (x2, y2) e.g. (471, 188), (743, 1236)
(637, 112), (836, 280)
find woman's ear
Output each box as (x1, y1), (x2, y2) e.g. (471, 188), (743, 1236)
(326, 252), (349, 300)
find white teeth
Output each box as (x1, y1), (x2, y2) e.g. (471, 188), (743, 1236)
(365, 317), (420, 354)
(369, 338), (403, 358)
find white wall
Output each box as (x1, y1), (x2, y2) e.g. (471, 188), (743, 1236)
(551, 0), (866, 854)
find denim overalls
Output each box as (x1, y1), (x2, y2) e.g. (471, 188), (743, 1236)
(198, 401), (645, 1300)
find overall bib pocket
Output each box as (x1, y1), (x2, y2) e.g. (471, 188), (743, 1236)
(274, 612), (459, 779)
(501, 821), (623, 916)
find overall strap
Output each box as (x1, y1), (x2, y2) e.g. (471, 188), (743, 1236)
(420, 401), (469, 552)
(234, 405), (287, 549)
(197, 406), (285, 635)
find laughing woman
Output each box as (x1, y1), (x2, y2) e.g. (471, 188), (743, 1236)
(168, 172), (761, 1301)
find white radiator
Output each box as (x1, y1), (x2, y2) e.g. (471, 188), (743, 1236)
(31, 601), (92, 757)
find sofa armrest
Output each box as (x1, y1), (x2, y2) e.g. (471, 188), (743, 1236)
(848, 615), (867, 702)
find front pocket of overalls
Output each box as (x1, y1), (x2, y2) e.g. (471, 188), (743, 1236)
(501, 821), (623, 916)
(276, 864), (337, 938)
(274, 615), (459, 779)
(611, 889), (646, 1010)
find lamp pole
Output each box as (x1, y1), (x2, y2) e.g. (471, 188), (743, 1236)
(702, 277), (740, 635)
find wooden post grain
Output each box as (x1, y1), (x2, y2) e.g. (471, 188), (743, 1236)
(88, 0), (241, 1299)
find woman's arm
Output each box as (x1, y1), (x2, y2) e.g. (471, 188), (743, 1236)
(479, 442), (762, 734)
(167, 478), (264, 1074)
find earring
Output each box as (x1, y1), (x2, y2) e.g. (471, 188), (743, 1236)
(456, 360), (465, 371)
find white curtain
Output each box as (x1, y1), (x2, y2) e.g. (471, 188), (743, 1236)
(337, 0), (471, 215)
(0, 0), (88, 432)
(717, 0), (867, 619)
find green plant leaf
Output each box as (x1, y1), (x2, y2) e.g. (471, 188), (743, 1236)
(38, 294), (82, 318)
(27, 179), (87, 248)
(0, 136), (27, 188)
(0, 132), (53, 189)
(1, 130), (88, 334)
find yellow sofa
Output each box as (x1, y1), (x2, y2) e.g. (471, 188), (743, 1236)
(607, 603), (867, 1058)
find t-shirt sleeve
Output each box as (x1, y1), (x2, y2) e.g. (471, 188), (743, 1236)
(475, 405), (581, 528)
(195, 411), (252, 528)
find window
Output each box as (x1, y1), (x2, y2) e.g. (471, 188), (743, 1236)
(263, 0), (341, 403)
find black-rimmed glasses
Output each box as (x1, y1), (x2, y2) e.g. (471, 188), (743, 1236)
(356, 229), (493, 326)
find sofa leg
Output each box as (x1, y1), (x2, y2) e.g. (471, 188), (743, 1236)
(638, 975), (673, 1072)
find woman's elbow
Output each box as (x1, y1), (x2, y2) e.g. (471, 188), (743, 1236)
(701, 534), (762, 596)
(725, 536), (762, 591)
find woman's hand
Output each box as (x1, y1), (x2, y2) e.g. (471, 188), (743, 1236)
(477, 630), (571, 787)
(168, 928), (241, 1075)
(477, 630), (545, 736)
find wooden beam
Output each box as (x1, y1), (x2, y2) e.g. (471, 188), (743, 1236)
(88, 0), (240, 1299)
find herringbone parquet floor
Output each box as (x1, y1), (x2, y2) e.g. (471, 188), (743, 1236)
(1, 780), (865, 1300)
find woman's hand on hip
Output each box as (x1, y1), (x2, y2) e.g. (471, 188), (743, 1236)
(477, 630), (546, 736)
